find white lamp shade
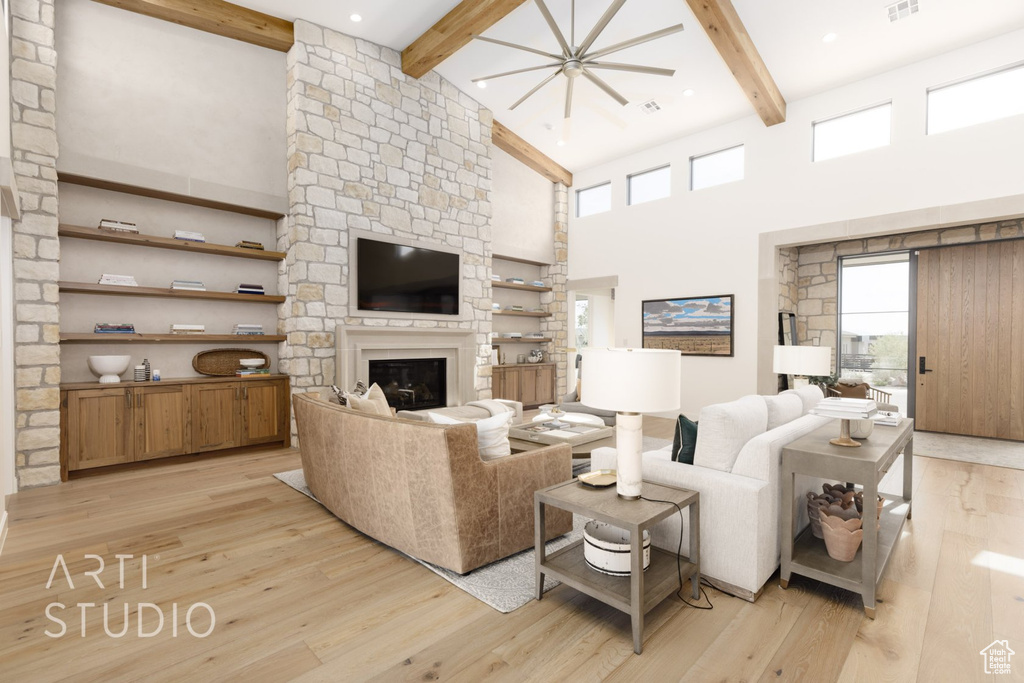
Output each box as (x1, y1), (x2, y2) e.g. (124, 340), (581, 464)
(773, 345), (831, 376)
(580, 348), (681, 413)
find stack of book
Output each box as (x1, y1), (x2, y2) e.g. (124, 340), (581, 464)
(170, 324), (205, 335)
(174, 230), (206, 243)
(505, 277), (525, 285)
(530, 280), (546, 288)
(98, 274), (138, 287)
(505, 304), (525, 312)
(235, 283), (265, 295)
(232, 324), (264, 336)
(171, 280), (206, 291)
(236, 367), (270, 377)
(811, 397), (878, 419)
(94, 323), (135, 334)
(499, 332), (523, 339)
(235, 240), (265, 251)
(491, 274), (502, 282)
(525, 332), (546, 339)
(98, 219), (139, 233)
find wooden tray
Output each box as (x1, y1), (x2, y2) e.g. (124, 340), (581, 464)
(192, 348), (269, 376)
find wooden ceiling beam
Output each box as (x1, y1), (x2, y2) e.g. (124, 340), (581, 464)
(684, 0), (786, 126)
(91, 0), (294, 52)
(402, 0), (529, 79)
(492, 121), (572, 187)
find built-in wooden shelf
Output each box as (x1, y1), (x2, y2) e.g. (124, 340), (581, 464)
(60, 334), (286, 344)
(58, 281), (285, 304)
(58, 224), (286, 261)
(494, 310), (552, 318)
(492, 281), (552, 293)
(60, 374), (290, 390)
(492, 338), (552, 344)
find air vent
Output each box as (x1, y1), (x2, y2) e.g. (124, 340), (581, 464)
(638, 99), (661, 115)
(887, 0), (919, 22)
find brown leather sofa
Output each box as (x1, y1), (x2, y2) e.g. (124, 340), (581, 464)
(293, 393), (573, 574)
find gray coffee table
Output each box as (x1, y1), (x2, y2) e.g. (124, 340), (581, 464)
(780, 418), (914, 618)
(534, 479), (700, 654)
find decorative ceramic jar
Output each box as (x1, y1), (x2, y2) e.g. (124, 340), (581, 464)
(583, 520), (650, 575)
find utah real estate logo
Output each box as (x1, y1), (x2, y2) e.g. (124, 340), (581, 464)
(980, 640), (1015, 675)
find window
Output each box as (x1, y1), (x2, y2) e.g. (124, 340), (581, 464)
(627, 165), (670, 206)
(576, 182), (611, 218)
(813, 103), (892, 162)
(690, 145), (744, 190)
(927, 63), (1024, 135)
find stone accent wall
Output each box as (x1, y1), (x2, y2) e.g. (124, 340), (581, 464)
(790, 218), (1024, 372)
(540, 183), (570, 398)
(281, 20), (493, 427)
(778, 247), (798, 313)
(10, 0), (61, 489)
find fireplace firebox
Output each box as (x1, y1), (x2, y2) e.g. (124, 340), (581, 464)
(368, 358), (447, 411)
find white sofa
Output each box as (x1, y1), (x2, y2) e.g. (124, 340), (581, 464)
(591, 385), (830, 601)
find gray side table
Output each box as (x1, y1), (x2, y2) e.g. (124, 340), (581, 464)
(534, 480), (699, 654)
(780, 418), (914, 618)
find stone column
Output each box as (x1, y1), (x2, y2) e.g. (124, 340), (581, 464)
(10, 0), (61, 489)
(541, 183), (569, 399)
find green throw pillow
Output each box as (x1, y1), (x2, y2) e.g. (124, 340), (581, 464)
(672, 415), (698, 464)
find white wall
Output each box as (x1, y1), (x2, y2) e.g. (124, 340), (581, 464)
(491, 147), (555, 264)
(569, 29), (1024, 417)
(56, 0), (286, 196)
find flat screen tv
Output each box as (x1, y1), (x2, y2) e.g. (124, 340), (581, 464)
(357, 238), (460, 315)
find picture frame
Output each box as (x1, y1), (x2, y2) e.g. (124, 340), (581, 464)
(642, 294), (734, 357)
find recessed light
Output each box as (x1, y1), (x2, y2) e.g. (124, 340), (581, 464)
(557, 140), (566, 146)
(477, 81), (487, 89)
(682, 88), (695, 97)
(822, 32), (837, 43)
(349, 13), (362, 22)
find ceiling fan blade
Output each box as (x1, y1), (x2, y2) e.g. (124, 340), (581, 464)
(582, 68), (629, 107)
(510, 67), (564, 110)
(565, 77), (574, 119)
(534, 0), (572, 58)
(577, 0), (628, 56)
(585, 61), (676, 77)
(584, 24), (684, 61)
(473, 35), (563, 60)
(472, 63), (562, 83)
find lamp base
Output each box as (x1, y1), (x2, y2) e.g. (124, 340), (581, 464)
(830, 418), (862, 448)
(615, 412), (643, 500)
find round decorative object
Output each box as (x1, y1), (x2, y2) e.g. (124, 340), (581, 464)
(88, 355), (131, 384)
(819, 510), (863, 562)
(192, 349), (270, 376)
(583, 520), (651, 576)
(239, 358), (266, 368)
(850, 418), (874, 439)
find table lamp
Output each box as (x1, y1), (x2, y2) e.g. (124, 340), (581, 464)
(580, 348), (681, 499)
(773, 345), (831, 388)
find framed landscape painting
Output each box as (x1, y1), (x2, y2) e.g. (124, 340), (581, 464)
(642, 295), (734, 356)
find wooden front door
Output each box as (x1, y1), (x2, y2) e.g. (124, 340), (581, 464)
(915, 239), (1024, 439)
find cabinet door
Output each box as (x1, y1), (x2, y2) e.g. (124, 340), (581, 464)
(135, 385), (190, 461)
(67, 388), (133, 470)
(521, 367), (539, 406)
(191, 383), (242, 452)
(536, 365), (555, 405)
(241, 379), (288, 446)
(492, 367), (520, 402)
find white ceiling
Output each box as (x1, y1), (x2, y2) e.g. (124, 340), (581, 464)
(234, 0), (1024, 170)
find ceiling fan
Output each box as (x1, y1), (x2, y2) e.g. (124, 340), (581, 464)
(472, 0), (684, 118)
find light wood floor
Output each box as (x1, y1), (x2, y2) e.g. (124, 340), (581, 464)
(2, 420), (1023, 682)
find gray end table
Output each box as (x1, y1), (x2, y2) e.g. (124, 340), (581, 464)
(780, 418), (914, 618)
(534, 480), (699, 654)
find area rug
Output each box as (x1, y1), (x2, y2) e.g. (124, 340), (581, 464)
(274, 469), (585, 613)
(913, 431), (1023, 471)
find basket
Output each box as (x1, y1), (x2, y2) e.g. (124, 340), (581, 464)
(192, 349), (270, 376)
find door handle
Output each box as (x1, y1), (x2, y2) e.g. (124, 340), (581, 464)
(919, 356), (933, 374)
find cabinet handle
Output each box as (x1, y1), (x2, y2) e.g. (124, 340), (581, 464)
(125, 389), (131, 407)
(236, 386), (240, 400)
(138, 393), (143, 409)
(243, 386), (248, 400)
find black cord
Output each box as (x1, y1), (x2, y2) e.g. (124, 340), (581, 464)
(640, 495), (714, 610)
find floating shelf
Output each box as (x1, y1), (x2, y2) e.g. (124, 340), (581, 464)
(491, 338), (552, 344)
(492, 281), (552, 293)
(58, 224), (286, 262)
(60, 334), (286, 344)
(494, 310), (552, 318)
(59, 281), (285, 304)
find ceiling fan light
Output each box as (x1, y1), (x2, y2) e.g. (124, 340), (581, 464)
(477, 81), (487, 89)
(349, 13), (362, 23)
(683, 88), (695, 97)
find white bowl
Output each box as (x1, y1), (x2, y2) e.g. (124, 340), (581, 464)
(239, 358), (265, 368)
(583, 520), (650, 576)
(88, 355), (131, 384)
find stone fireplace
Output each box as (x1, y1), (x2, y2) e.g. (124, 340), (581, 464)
(368, 358), (447, 411)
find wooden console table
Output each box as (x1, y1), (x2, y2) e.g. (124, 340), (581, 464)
(780, 418), (914, 618)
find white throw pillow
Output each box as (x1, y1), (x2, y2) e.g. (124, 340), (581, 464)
(345, 383), (391, 417)
(427, 409), (513, 459)
(785, 385), (827, 415)
(693, 395), (768, 472)
(763, 393), (804, 431)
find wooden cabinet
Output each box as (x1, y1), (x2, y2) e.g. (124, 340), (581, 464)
(61, 376), (290, 477)
(491, 363), (556, 408)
